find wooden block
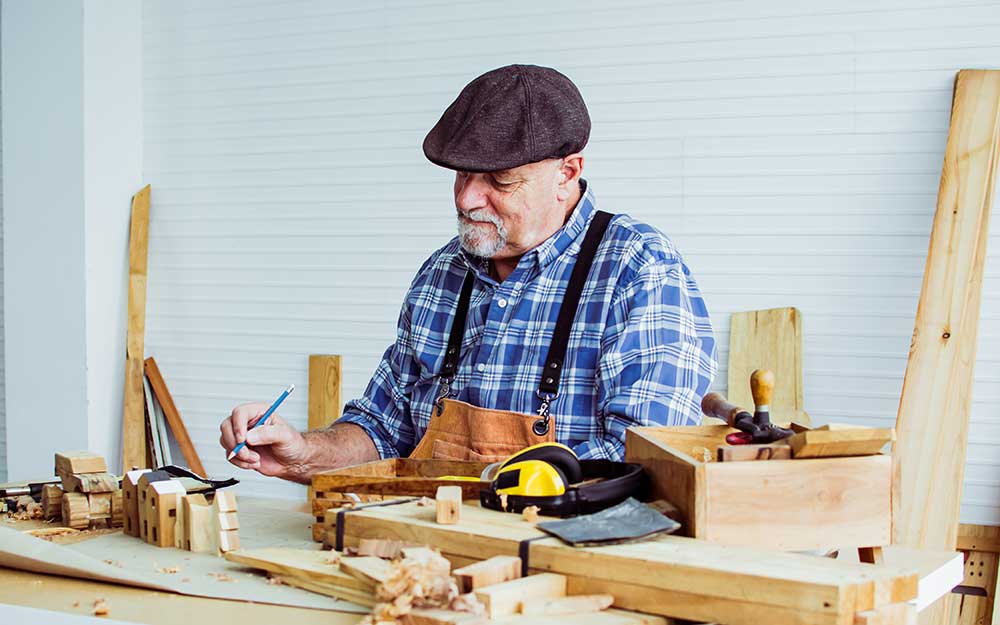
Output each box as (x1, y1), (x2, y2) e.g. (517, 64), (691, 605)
(854, 602), (916, 625)
(110, 490), (123, 528)
(55, 451), (107, 476)
(717, 443), (792, 462)
(145, 480), (186, 547)
(519, 594), (615, 616)
(61, 492), (91, 530)
(453, 556), (522, 593)
(402, 609), (487, 625)
(122, 184), (151, 473)
(88, 492), (112, 520)
(137, 470), (171, 542)
(61, 472), (118, 494)
(213, 490), (238, 512)
(892, 70), (1000, 625)
(355, 538), (409, 559)
(339, 556), (393, 587)
(144, 357), (206, 477)
(860, 546), (885, 565)
(436, 485), (462, 525)
(474, 573), (567, 618)
(789, 428), (895, 459)
(181, 494), (215, 553)
(218, 511), (239, 531)
(312, 521), (326, 544)
(122, 469), (151, 537)
(41, 484), (63, 520)
(219, 529), (240, 553)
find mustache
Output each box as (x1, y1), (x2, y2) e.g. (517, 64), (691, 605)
(457, 208), (499, 224)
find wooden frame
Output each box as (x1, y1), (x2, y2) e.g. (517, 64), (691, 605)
(626, 426), (892, 552)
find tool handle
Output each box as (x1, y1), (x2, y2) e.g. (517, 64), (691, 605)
(750, 369), (775, 409)
(701, 392), (753, 427)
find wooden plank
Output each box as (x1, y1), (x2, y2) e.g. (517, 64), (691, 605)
(520, 594), (614, 616)
(224, 548), (373, 593)
(958, 524), (1000, 553)
(474, 573), (567, 618)
(717, 443), (792, 462)
(892, 70), (1000, 625)
(311, 458), (488, 500)
(307, 354), (342, 431)
(854, 603), (917, 625)
(630, 425), (735, 463)
(122, 184), (151, 472)
(339, 556), (393, 587)
(54, 452), (107, 476)
(402, 609), (488, 625)
(453, 556), (522, 593)
(144, 357), (206, 477)
(788, 428), (895, 459)
(492, 609), (668, 625)
(60, 472), (118, 494)
(727, 307), (809, 426)
(326, 499), (921, 625)
(624, 428), (704, 538)
(272, 573), (376, 607)
(704, 455), (892, 552)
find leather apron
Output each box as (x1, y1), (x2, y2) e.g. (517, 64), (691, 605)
(410, 210), (613, 462)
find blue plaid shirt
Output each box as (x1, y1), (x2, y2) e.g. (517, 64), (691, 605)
(337, 181), (718, 461)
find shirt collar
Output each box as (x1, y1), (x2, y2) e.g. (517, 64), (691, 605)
(459, 179), (597, 279)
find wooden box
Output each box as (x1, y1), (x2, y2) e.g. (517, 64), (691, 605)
(625, 425), (892, 552)
(310, 458), (490, 542)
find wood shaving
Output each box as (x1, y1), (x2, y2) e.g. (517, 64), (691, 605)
(415, 497), (434, 507)
(102, 560), (123, 568)
(15, 495), (34, 511)
(92, 598), (109, 616)
(71, 601), (80, 608)
(156, 566), (181, 574)
(207, 572), (236, 583)
(522, 505), (540, 523)
(450, 592), (486, 615)
(499, 493), (508, 511)
(265, 576), (286, 586)
(361, 547), (463, 624)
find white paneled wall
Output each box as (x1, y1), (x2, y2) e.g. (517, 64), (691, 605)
(0, 8), (5, 483)
(142, 0), (1000, 518)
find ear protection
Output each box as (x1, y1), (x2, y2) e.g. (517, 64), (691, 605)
(480, 442), (648, 517)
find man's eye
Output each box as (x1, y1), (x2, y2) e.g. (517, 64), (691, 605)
(490, 176), (515, 189)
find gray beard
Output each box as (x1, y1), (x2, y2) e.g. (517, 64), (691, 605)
(457, 210), (508, 258)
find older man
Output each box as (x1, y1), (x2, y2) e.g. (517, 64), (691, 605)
(219, 65), (717, 483)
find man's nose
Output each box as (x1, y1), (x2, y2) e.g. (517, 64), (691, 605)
(455, 175), (488, 210)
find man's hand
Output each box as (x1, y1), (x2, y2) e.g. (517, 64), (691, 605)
(219, 402), (309, 479)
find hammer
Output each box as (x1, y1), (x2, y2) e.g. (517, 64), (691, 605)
(701, 369), (794, 444)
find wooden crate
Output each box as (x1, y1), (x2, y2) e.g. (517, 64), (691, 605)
(626, 425), (892, 552)
(310, 458), (490, 542)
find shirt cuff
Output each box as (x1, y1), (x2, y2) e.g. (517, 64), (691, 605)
(335, 412), (400, 460)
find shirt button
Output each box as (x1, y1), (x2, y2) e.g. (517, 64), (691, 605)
(476, 363), (487, 373)
(497, 298), (508, 308)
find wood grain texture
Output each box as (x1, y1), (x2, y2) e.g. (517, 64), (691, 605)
(789, 428), (895, 459)
(307, 354), (342, 431)
(891, 70), (1000, 625)
(717, 443), (792, 462)
(122, 184), (151, 472)
(474, 573), (567, 618)
(956, 524), (1000, 625)
(624, 428), (704, 538)
(54, 452), (107, 476)
(727, 307), (809, 425)
(311, 458), (488, 500)
(144, 357), (206, 477)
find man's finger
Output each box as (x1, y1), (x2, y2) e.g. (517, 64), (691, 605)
(220, 419), (237, 451)
(245, 423), (292, 448)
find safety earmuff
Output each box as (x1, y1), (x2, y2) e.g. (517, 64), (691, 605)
(490, 442), (583, 487)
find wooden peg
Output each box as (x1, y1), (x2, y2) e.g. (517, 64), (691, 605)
(435, 485), (462, 525)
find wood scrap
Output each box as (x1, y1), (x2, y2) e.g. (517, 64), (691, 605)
(521, 506), (539, 523)
(144, 357), (206, 477)
(436, 486), (462, 525)
(224, 548), (374, 593)
(401, 609), (486, 625)
(355, 538), (411, 559)
(788, 428), (894, 459)
(892, 69), (1000, 625)
(23, 527), (80, 540)
(453, 556), (522, 593)
(92, 597), (110, 616)
(273, 573), (376, 607)
(519, 593), (615, 616)
(717, 443), (792, 462)
(60, 472), (118, 494)
(340, 556), (394, 588)
(55, 451), (107, 476)
(122, 184), (152, 472)
(474, 573), (567, 618)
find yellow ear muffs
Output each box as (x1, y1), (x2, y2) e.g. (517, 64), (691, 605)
(492, 460), (568, 497)
(493, 442), (583, 484)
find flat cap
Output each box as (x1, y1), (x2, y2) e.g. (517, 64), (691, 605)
(423, 64), (591, 172)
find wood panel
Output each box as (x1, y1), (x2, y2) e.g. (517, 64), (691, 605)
(727, 307), (809, 425)
(144, 357), (206, 477)
(307, 354), (342, 431)
(624, 428), (704, 538)
(122, 184), (151, 472)
(957, 524), (1000, 625)
(891, 70), (1000, 625)
(788, 428), (895, 459)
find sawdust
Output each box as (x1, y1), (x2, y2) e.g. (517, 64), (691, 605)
(265, 576), (286, 586)
(415, 497), (434, 507)
(207, 572), (236, 583)
(156, 566), (181, 574)
(92, 598), (110, 616)
(102, 559), (123, 568)
(522, 505), (540, 523)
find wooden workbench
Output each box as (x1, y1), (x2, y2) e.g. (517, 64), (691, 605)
(0, 496), (363, 624)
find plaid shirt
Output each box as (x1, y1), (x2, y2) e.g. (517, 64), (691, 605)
(337, 181), (718, 461)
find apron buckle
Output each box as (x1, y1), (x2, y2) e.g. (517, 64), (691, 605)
(435, 377), (454, 416)
(534, 391), (557, 436)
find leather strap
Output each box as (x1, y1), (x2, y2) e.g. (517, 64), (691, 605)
(439, 271), (476, 381)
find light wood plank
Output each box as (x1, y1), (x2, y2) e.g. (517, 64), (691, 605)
(224, 548), (373, 592)
(453, 556), (522, 593)
(144, 357), (206, 477)
(717, 443), (791, 462)
(474, 573), (567, 618)
(891, 69), (1000, 625)
(54, 452), (107, 476)
(519, 594), (614, 615)
(307, 354), (342, 431)
(122, 184), (151, 472)
(789, 428), (895, 459)
(339, 556), (393, 587)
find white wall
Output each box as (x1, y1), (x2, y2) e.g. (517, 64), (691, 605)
(141, 0), (1000, 521)
(1, 1), (142, 479)
(0, 7), (5, 482)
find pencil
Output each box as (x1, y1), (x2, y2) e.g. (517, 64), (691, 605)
(227, 384), (295, 461)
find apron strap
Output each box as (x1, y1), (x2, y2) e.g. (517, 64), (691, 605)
(537, 210), (614, 398)
(440, 271), (476, 381)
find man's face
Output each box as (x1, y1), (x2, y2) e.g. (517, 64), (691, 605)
(453, 159), (566, 260)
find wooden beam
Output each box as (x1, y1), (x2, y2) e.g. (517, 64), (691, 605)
(520, 594), (614, 616)
(307, 354), (342, 431)
(144, 357), (206, 477)
(122, 184), (151, 472)
(892, 70), (1000, 625)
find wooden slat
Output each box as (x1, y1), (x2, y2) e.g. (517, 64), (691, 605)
(224, 548), (372, 592)
(727, 307), (809, 425)
(122, 184), (151, 472)
(144, 357), (206, 477)
(325, 500), (921, 625)
(307, 355), (342, 431)
(891, 70), (1000, 625)
(788, 428), (895, 459)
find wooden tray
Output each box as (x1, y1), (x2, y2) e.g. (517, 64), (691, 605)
(626, 425), (892, 552)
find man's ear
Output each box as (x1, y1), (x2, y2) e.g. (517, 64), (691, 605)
(556, 153), (584, 201)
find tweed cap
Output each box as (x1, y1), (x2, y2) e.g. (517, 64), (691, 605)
(423, 64), (591, 172)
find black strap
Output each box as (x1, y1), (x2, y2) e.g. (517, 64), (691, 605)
(517, 535), (551, 577)
(537, 210), (613, 397)
(334, 497), (419, 551)
(440, 272), (476, 381)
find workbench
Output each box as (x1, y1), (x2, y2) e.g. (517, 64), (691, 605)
(0, 497), (363, 624)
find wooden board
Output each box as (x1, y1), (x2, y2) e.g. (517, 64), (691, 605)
(717, 443), (792, 462)
(54, 452), (107, 476)
(308, 355), (342, 431)
(727, 307), (809, 425)
(312, 458), (489, 500)
(957, 524), (1000, 625)
(144, 357), (206, 477)
(122, 184), (151, 472)
(224, 548), (373, 593)
(788, 428), (895, 459)
(891, 70), (1000, 625)
(474, 573), (566, 618)
(325, 499), (921, 625)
